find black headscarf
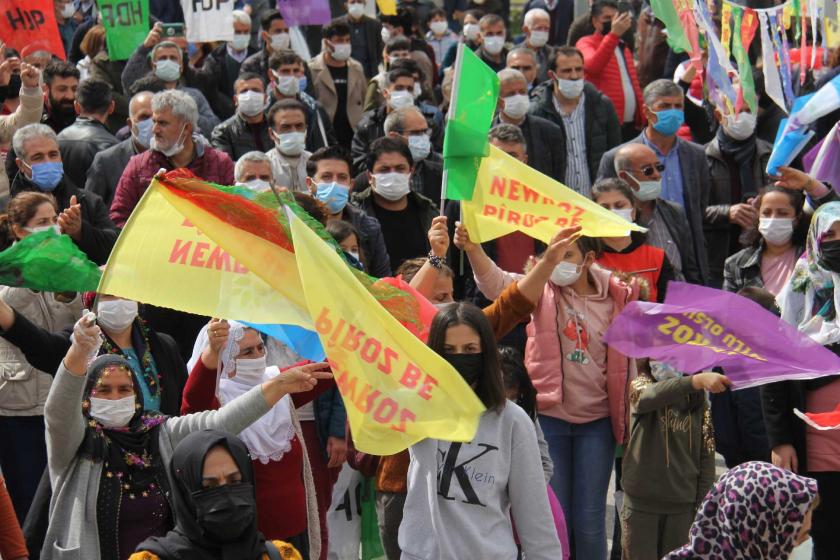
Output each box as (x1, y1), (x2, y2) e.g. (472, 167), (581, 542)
(137, 430), (267, 560)
(79, 354), (169, 559)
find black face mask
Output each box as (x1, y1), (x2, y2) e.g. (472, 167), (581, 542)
(819, 240), (840, 273)
(191, 482), (256, 543)
(602, 20), (612, 35)
(443, 352), (483, 386)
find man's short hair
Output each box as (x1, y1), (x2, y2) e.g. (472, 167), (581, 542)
(268, 50), (305, 71)
(552, 46), (585, 72)
(43, 60), (80, 85)
(234, 72), (264, 90)
(367, 136), (414, 173)
(306, 145), (353, 177)
(234, 151), (272, 182)
(151, 41), (183, 61)
(385, 36), (412, 54)
(591, 0), (619, 18)
(497, 68), (527, 86)
(383, 106), (425, 135)
(267, 98), (307, 126)
(479, 14), (505, 29)
(386, 67), (415, 87)
(260, 9), (284, 31)
(151, 89), (199, 128)
(12, 124), (58, 160)
(488, 123), (526, 148)
(127, 75), (166, 97)
(232, 9), (251, 27)
(76, 78), (113, 115)
(322, 20), (351, 40)
(390, 58), (424, 83)
(643, 78), (684, 107)
(506, 47), (537, 65)
(523, 8), (550, 28)
(381, 8), (415, 34)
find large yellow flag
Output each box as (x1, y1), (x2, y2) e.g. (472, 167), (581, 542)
(289, 212), (485, 454)
(462, 145), (647, 243)
(99, 179), (313, 329)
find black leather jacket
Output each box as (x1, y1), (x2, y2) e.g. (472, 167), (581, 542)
(57, 117), (119, 190)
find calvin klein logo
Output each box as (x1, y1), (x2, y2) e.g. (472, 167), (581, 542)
(437, 442), (499, 506)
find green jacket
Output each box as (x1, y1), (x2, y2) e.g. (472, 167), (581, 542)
(621, 374), (716, 513)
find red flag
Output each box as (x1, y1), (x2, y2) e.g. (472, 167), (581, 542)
(0, 0), (66, 60)
(795, 405), (840, 431)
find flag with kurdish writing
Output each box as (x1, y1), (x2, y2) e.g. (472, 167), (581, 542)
(288, 209), (485, 454)
(461, 145), (646, 243)
(0, 229), (100, 292)
(442, 45), (500, 200)
(603, 282), (840, 389)
(101, 170), (438, 350)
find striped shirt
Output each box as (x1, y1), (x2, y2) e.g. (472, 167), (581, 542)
(645, 204), (684, 281)
(554, 92), (591, 195)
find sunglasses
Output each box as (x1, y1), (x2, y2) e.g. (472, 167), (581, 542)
(637, 163), (665, 177)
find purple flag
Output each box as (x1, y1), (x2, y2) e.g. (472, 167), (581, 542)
(276, 0), (331, 26)
(603, 282), (840, 389)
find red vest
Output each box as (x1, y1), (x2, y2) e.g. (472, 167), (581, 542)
(598, 244), (666, 302)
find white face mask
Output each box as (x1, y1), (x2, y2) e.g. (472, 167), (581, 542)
(612, 207), (635, 223)
(230, 33), (251, 52)
(330, 42), (352, 61)
(529, 30), (549, 48)
(237, 90), (265, 117)
(373, 172), (411, 201)
(650, 360), (681, 382)
(759, 217), (794, 246)
(236, 179), (271, 192)
(275, 131), (307, 156)
(232, 356), (267, 386)
(463, 23), (480, 41)
(430, 21), (448, 35)
(557, 78), (584, 99)
(413, 82), (422, 99)
(97, 299), (139, 332)
(503, 94), (530, 119)
(483, 36), (505, 55)
(151, 123), (188, 158)
(550, 261), (582, 286)
(348, 250), (360, 262)
(388, 89), (414, 110)
(154, 59), (181, 82)
(270, 32), (291, 51)
(626, 174), (662, 201)
(408, 134), (431, 161)
(347, 2), (365, 18)
(89, 395), (137, 428)
(722, 112), (757, 141)
(24, 224), (60, 235)
(60, 2), (76, 18)
(273, 72), (300, 97)
(381, 27), (392, 42)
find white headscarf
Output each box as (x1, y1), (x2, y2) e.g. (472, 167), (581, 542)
(189, 321), (295, 464)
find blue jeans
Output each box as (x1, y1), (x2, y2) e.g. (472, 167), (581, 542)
(540, 415), (615, 560)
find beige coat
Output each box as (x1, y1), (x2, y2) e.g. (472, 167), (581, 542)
(308, 54), (366, 130)
(0, 86), (44, 199)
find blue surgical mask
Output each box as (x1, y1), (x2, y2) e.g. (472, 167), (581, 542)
(651, 108), (684, 137)
(132, 117), (153, 148)
(298, 76), (308, 92)
(24, 161), (64, 191)
(315, 182), (350, 214)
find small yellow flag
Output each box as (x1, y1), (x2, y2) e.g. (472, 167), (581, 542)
(376, 0), (397, 16)
(289, 212), (485, 455)
(462, 145), (646, 244)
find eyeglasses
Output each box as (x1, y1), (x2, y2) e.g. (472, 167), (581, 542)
(402, 130), (431, 137)
(635, 163), (665, 177)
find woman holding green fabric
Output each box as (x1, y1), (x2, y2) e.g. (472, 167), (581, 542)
(0, 191), (83, 523)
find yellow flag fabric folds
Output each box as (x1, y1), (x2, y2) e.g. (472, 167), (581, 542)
(462, 145), (646, 244)
(99, 179), (313, 329)
(289, 212), (485, 455)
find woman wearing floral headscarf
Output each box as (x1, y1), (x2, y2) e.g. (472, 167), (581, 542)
(41, 313), (330, 560)
(766, 200), (840, 559)
(664, 461), (819, 559)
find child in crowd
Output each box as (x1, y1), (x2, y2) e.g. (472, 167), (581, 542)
(620, 362), (728, 560)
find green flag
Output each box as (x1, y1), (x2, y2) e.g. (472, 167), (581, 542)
(99, 0), (150, 61)
(650, 0), (691, 53)
(442, 45), (500, 200)
(0, 230), (101, 292)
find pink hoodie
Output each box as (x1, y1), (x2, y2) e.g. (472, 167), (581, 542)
(525, 265), (639, 444)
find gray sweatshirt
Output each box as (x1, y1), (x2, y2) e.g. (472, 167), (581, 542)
(398, 402), (562, 560)
(42, 363), (270, 560)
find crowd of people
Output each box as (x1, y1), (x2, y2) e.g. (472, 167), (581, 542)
(0, 0), (839, 559)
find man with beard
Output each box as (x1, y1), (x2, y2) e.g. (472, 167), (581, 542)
(4, 61), (79, 188)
